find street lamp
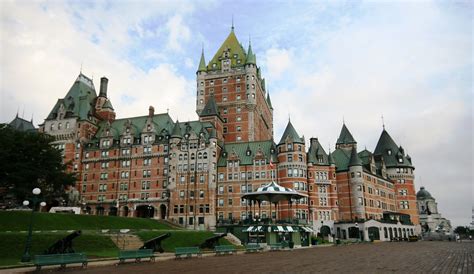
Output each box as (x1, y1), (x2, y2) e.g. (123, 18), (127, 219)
(21, 188), (46, 262)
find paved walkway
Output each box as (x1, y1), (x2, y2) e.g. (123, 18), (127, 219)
(5, 241), (473, 274)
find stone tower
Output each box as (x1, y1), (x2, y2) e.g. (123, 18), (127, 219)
(195, 27), (273, 143)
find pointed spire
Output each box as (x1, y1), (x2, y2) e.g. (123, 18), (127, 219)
(328, 151), (336, 165)
(199, 95), (220, 117)
(266, 92), (273, 109)
(246, 36), (256, 65)
(336, 123), (357, 145)
(197, 47), (207, 73)
(278, 120), (304, 145)
(348, 146), (362, 167)
(231, 15), (234, 32)
(171, 120), (182, 139)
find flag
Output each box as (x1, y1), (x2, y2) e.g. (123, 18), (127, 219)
(269, 155), (274, 169)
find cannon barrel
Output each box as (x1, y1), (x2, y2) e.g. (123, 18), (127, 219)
(44, 230), (82, 254)
(139, 233), (171, 253)
(199, 233), (227, 249)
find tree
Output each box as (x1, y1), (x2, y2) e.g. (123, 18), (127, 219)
(0, 125), (76, 205)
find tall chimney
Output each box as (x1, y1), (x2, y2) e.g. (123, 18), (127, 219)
(149, 106), (155, 117)
(99, 77), (108, 97)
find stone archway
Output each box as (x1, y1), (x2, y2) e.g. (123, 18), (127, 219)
(368, 226), (380, 241)
(160, 204), (167, 220)
(136, 205), (155, 218)
(320, 225), (331, 239)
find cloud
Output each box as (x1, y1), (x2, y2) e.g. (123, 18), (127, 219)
(166, 15), (191, 52)
(263, 48), (293, 80)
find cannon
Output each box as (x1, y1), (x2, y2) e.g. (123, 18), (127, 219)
(199, 233), (227, 249)
(139, 233), (171, 253)
(44, 230), (82, 254)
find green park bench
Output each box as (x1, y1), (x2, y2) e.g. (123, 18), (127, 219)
(214, 245), (236, 255)
(118, 249), (155, 264)
(34, 253), (87, 271)
(269, 242), (288, 251)
(175, 247), (202, 259)
(245, 243), (263, 253)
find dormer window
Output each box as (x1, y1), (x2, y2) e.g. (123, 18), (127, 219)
(387, 149), (392, 155)
(398, 157), (403, 163)
(147, 124), (151, 131)
(126, 128), (130, 133)
(246, 150), (251, 156)
(212, 64), (217, 68)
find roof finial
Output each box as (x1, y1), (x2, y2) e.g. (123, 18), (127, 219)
(31, 112), (34, 123)
(80, 62), (83, 74)
(231, 15), (234, 31)
(16, 106), (19, 118)
(167, 108), (169, 114)
(381, 114), (385, 130)
(288, 113), (291, 122)
(343, 115), (345, 125)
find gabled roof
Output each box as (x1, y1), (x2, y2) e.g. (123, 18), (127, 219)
(8, 115), (36, 132)
(94, 113), (174, 139)
(336, 124), (357, 145)
(207, 29), (247, 70)
(278, 120), (304, 145)
(331, 148), (351, 171)
(102, 99), (114, 110)
(199, 95), (220, 118)
(374, 129), (413, 168)
(307, 138), (329, 165)
(217, 140), (277, 167)
(358, 149), (373, 166)
(170, 120), (215, 141)
(348, 146), (362, 167)
(46, 73), (97, 121)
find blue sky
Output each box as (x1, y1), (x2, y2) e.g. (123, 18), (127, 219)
(0, 0), (472, 226)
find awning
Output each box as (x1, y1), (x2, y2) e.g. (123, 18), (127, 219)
(270, 226), (297, 233)
(300, 226), (314, 233)
(243, 226), (264, 232)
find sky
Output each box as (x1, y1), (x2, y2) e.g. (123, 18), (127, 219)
(0, 0), (472, 227)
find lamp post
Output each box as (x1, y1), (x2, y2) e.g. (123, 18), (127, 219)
(21, 188), (46, 262)
(355, 222), (360, 242)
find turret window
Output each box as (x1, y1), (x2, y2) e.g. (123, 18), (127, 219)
(223, 78), (228, 83)
(237, 107), (241, 113)
(66, 122), (70, 129)
(237, 95), (241, 100)
(223, 87), (227, 92)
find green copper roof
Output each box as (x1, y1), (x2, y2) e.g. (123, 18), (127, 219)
(95, 113), (174, 139)
(171, 120), (182, 138)
(197, 49), (207, 72)
(246, 42), (256, 65)
(373, 129), (413, 168)
(348, 146), (363, 167)
(416, 187), (433, 200)
(336, 124), (357, 145)
(217, 140), (277, 167)
(307, 138), (329, 165)
(199, 95), (220, 117)
(46, 74), (97, 122)
(358, 149), (373, 166)
(331, 148), (350, 172)
(328, 152), (335, 165)
(8, 115), (36, 132)
(278, 120), (304, 145)
(208, 30), (247, 70)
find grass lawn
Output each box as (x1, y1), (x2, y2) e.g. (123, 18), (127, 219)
(0, 232), (118, 267)
(0, 211), (172, 231)
(136, 230), (233, 252)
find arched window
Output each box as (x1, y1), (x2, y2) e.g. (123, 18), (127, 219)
(179, 154), (183, 161)
(191, 153), (195, 160)
(203, 152), (208, 159)
(198, 152), (203, 159)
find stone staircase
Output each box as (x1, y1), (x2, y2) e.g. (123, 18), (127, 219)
(224, 233), (242, 246)
(110, 234), (144, 250)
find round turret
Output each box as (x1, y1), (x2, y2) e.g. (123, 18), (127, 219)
(416, 186), (433, 200)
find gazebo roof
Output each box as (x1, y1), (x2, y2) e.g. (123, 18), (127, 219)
(242, 181), (307, 203)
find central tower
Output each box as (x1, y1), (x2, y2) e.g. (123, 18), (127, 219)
(196, 27), (273, 142)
